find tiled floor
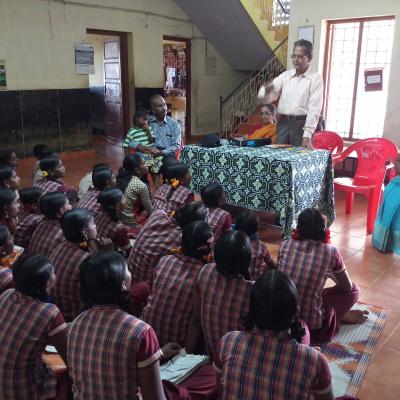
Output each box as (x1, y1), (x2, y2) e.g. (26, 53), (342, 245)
(17, 138), (400, 399)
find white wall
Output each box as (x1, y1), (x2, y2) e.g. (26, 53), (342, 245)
(0, 0), (246, 134)
(288, 0), (400, 146)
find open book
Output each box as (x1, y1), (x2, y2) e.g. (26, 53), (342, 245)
(160, 351), (209, 384)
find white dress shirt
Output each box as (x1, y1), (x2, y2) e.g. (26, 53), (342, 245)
(266, 67), (323, 138)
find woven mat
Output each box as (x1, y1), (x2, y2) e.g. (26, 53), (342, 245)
(322, 303), (388, 397)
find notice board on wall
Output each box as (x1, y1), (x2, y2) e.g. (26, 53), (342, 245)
(75, 43), (95, 75)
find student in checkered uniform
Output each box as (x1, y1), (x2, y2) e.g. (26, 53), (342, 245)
(142, 220), (213, 347)
(214, 270), (334, 400)
(0, 164), (21, 190)
(68, 251), (181, 400)
(193, 231), (255, 356)
(0, 255), (68, 400)
(128, 201), (208, 285)
(34, 156), (68, 194)
(235, 209), (276, 279)
(77, 166), (115, 215)
(95, 188), (132, 257)
(0, 224), (15, 294)
(201, 182), (232, 243)
(14, 188), (43, 250)
(29, 193), (71, 256)
(153, 163), (194, 213)
(0, 188), (20, 236)
(278, 208), (368, 344)
(50, 208), (99, 322)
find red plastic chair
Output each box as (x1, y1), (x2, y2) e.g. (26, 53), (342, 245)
(334, 138), (399, 234)
(312, 131), (344, 164)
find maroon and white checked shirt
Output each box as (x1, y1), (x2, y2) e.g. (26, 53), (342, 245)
(94, 211), (131, 253)
(14, 211), (43, 250)
(34, 178), (67, 195)
(50, 241), (91, 322)
(142, 254), (204, 346)
(206, 207), (232, 243)
(77, 188), (101, 215)
(127, 209), (182, 285)
(214, 329), (332, 400)
(29, 219), (65, 257)
(68, 305), (163, 400)
(278, 239), (346, 329)
(153, 184), (194, 213)
(249, 239), (276, 280)
(197, 263), (254, 356)
(0, 289), (67, 400)
(0, 267), (14, 295)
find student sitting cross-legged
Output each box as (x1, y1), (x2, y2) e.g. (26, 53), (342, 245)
(0, 255), (69, 400)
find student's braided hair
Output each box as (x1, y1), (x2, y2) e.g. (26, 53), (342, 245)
(39, 157), (61, 182)
(165, 163), (189, 200)
(98, 188), (124, 222)
(244, 270), (305, 343)
(296, 208), (326, 242)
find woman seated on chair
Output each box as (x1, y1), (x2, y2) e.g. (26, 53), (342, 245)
(372, 154), (400, 255)
(246, 103), (277, 143)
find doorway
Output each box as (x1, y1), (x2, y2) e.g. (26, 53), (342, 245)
(87, 29), (130, 145)
(163, 36), (191, 138)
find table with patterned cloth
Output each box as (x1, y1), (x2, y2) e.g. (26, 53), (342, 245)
(179, 144), (335, 235)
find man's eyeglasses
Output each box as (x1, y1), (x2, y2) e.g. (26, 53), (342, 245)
(290, 54), (308, 59)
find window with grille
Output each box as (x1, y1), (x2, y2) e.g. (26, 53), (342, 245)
(323, 17), (395, 140)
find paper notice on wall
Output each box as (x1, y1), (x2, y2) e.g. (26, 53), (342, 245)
(75, 43), (94, 75)
(0, 59), (6, 90)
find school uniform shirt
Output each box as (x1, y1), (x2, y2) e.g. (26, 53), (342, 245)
(0, 289), (67, 400)
(214, 329), (332, 400)
(34, 178), (67, 195)
(68, 305), (163, 400)
(14, 211), (43, 250)
(29, 219), (65, 257)
(76, 188), (101, 215)
(206, 207), (232, 243)
(121, 176), (153, 227)
(127, 209), (182, 285)
(278, 238), (346, 330)
(142, 254), (204, 346)
(249, 239), (275, 280)
(197, 263), (254, 356)
(153, 184), (194, 214)
(50, 241), (91, 322)
(94, 211), (131, 253)
(0, 266), (14, 295)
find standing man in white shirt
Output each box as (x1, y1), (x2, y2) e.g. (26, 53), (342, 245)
(259, 39), (323, 147)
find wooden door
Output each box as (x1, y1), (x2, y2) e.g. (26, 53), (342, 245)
(104, 39), (123, 143)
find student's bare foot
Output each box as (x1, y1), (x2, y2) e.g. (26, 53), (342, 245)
(341, 309), (369, 324)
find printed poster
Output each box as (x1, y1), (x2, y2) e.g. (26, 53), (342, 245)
(75, 43), (95, 75)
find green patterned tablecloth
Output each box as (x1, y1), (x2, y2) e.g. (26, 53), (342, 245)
(180, 144), (335, 235)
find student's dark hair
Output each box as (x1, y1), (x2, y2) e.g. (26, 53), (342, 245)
(235, 210), (259, 236)
(39, 157), (60, 182)
(133, 108), (148, 125)
(19, 187), (43, 205)
(0, 149), (15, 166)
(293, 39), (313, 59)
(39, 192), (68, 219)
(214, 231), (251, 280)
(80, 251), (133, 312)
(244, 270), (305, 343)
(116, 154), (142, 192)
(0, 165), (15, 185)
(174, 202), (207, 228)
(98, 188), (124, 221)
(200, 182), (224, 208)
(33, 144), (55, 160)
(181, 221), (212, 261)
(297, 208), (325, 242)
(13, 254), (54, 302)
(61, 208), (93, 243)
(165, 163), (189, 200)
(92, 163), (110, 174)
(0, 224), (11, 247)
(0, 188), (17, 216)
(92, 169), (113, 191)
